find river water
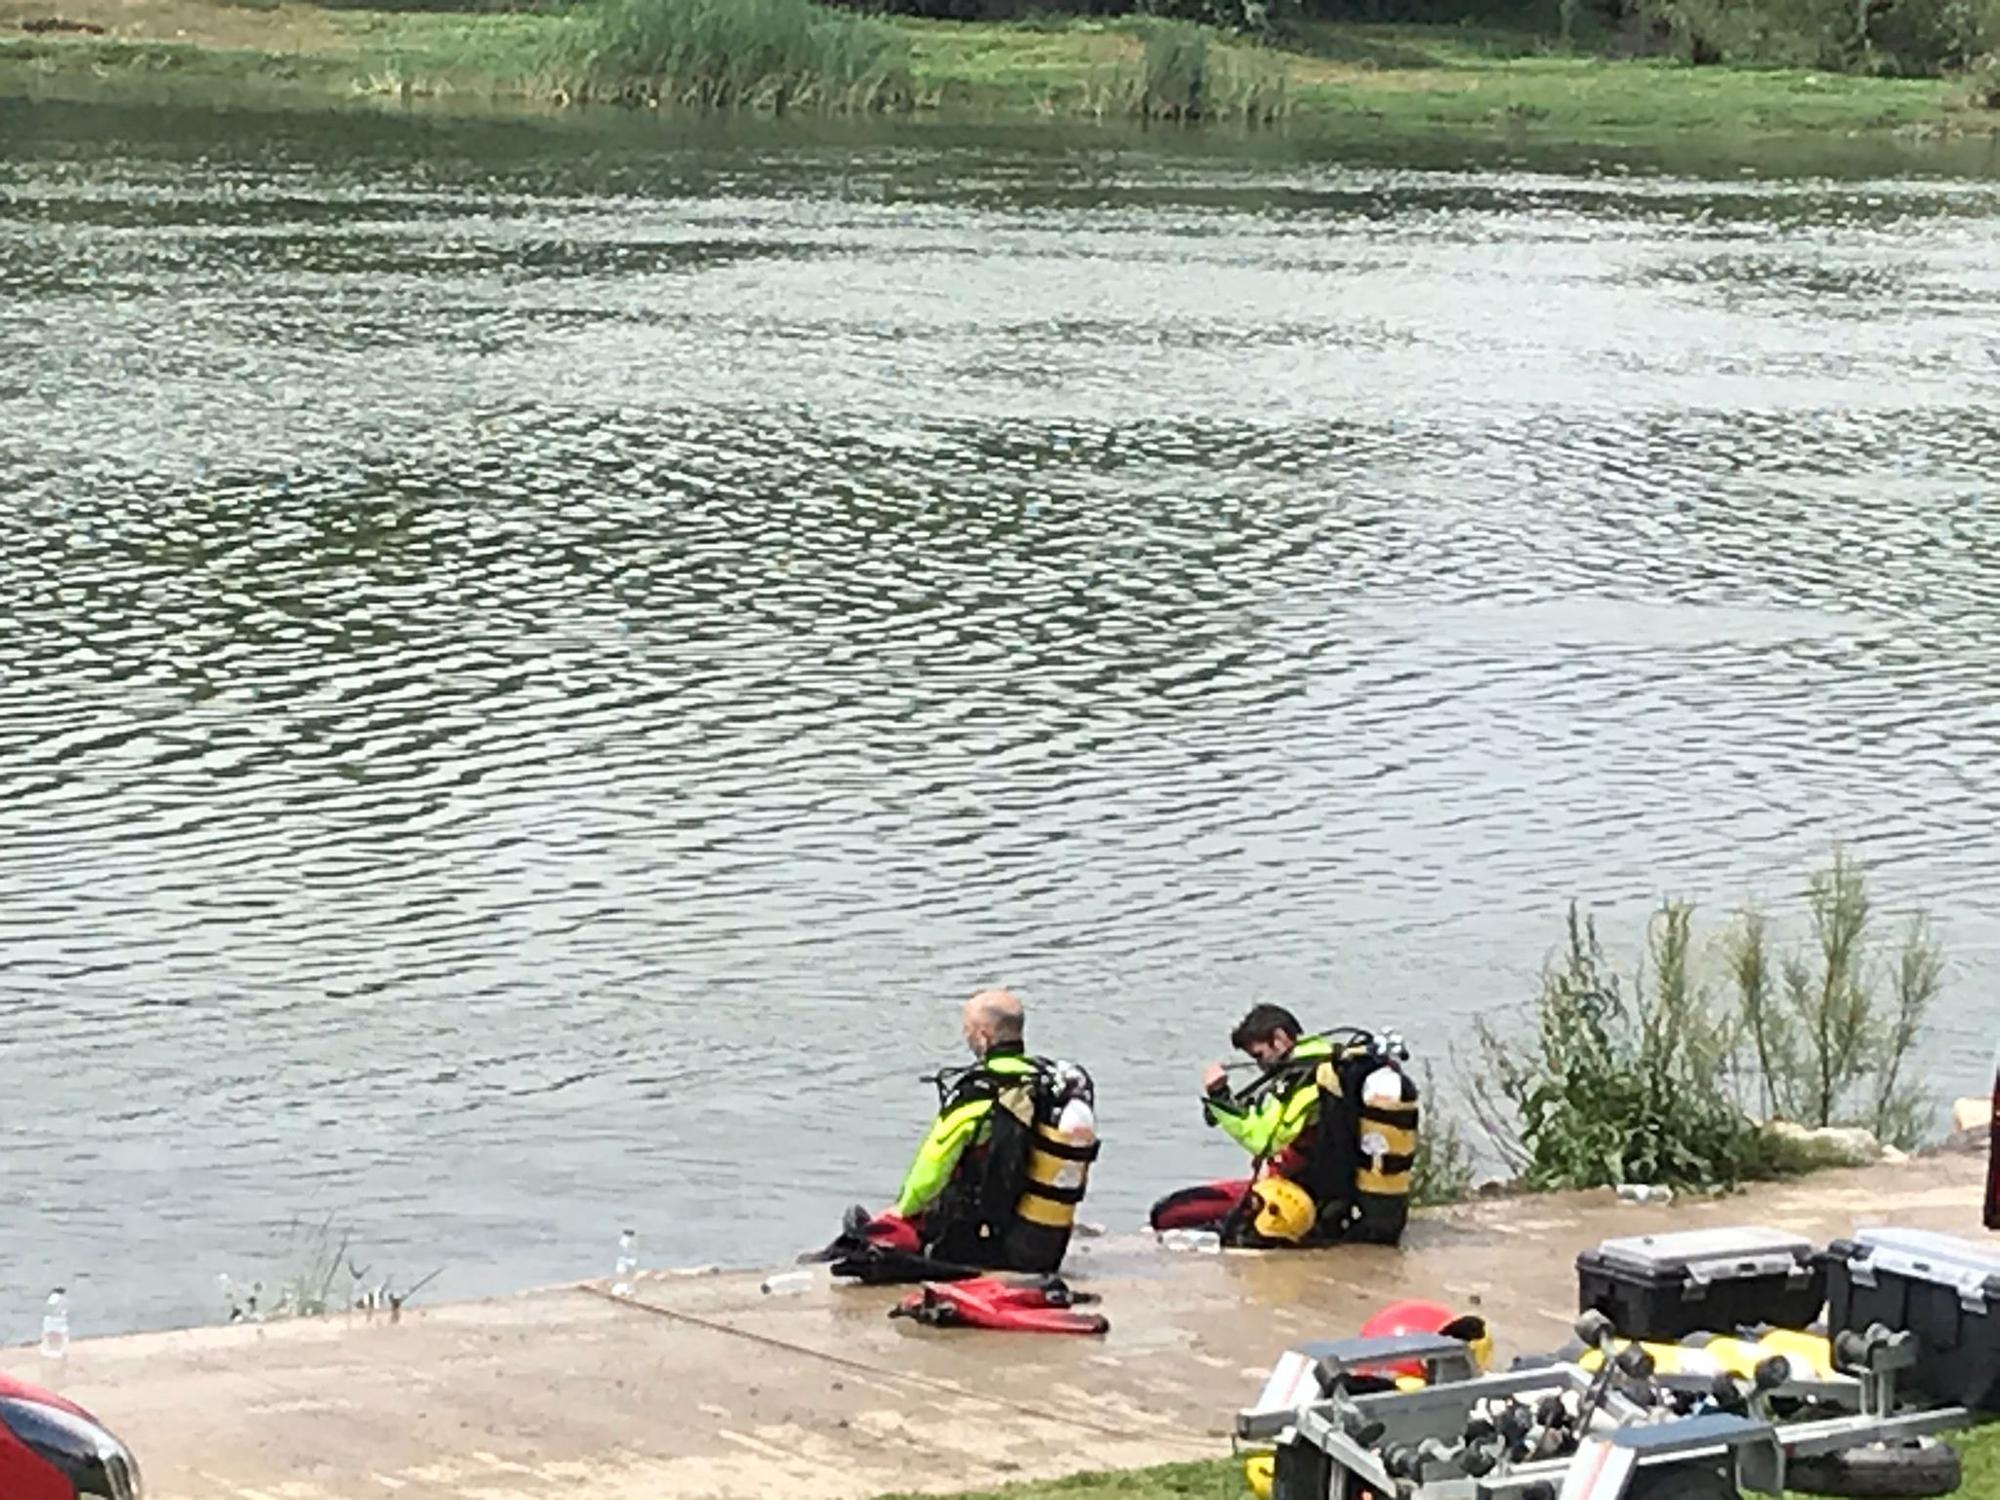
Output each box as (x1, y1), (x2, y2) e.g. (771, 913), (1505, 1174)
(2, 98), (1997, 1340)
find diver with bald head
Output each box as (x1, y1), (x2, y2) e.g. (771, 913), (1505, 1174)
(833, 988), (1100, 1280)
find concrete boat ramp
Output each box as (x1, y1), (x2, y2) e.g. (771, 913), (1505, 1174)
(4, 1153), (1988, 1500)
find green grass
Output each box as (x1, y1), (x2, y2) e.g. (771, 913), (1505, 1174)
(336, 10), (563, 92)
(0, 3), (1981, 139)
(900, 13), (1961, 136)
(873, 1427), (2000, 1500)
(879, 1459), (1248, 1500)
(0, 13), (559, 104)
(1952, 1421), (2000, 1496)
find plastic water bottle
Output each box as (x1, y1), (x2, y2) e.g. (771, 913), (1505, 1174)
(40, 1289), (69, 1362)
(612, 1229), (638, 1298)
(1160, 1228), (1223, 1254)
(759, 1270), (815, 1296)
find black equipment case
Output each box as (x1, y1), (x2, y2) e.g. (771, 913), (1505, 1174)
(1577, 1225), (1827, 1341)
(1825, 1227), (2000, 1413)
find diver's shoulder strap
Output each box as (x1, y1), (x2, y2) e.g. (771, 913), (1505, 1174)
(1235, 1051), (1322, 1109)
(930, 1061), (1004, 1112)
(933, 1054), (1094, 1120)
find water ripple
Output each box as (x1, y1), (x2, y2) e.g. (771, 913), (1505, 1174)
(3, 107), (1999, 1337)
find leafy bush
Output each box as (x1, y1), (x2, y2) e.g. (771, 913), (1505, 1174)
(1641, 0), (2000, 73)
(1957, 45), (2000, 101)
(776, 0), (1999, 77)
(1477, 904), (1757, 1192)
(1472, 851), (1945, 1192)
(1137, 0), (1302, 37)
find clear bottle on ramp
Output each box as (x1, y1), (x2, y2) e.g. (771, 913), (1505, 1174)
(612, 1229), (638, 1298)
(40, 1288), (69, 1362)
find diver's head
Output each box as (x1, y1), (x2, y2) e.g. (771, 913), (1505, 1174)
(962, 988), (1025, 1058)
(1231, 1003), (1303, 1067)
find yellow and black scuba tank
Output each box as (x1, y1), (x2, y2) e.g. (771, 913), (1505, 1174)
(1298, 1029), (1419, 1246)
(1349, 1043), (1420, 1244)
(930, 1056), (1100, 1274)
(995, 1060), (1099, 1273)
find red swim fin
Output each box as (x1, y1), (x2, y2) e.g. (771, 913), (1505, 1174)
(890, 1280), (994, 1327)
(978, 1276), (1101, 1310)
(891, 1277), (1109, 1335)
(966, 1304), (1111, 1335)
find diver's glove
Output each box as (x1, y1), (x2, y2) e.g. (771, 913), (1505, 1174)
(862, 1210), (922, 1253)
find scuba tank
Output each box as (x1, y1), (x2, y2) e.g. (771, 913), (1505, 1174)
(1300, 1027), (1420, 1245)
(999, 1061), (1099, 1273)
(1350, 1043), (1420, 1243)
(924, 1056), (1100, 1274)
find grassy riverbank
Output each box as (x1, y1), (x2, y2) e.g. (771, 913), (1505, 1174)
(0, 0), (1988, 143)
(887, 1429), (2000, 1500)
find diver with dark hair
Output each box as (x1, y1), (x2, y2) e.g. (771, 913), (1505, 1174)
(1151, 1004), (1419, 1249)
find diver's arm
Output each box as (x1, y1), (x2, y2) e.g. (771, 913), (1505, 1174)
(1204, 1089), (1281, 1155)
(892, 1096), (992, 1218)
(1204, 1079), (1316, 1158)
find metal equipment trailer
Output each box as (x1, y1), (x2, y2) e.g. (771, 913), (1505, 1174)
(1237, 1313), (1975, 1500)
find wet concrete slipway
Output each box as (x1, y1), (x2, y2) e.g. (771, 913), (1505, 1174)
(4, 1152), (1989, 1500)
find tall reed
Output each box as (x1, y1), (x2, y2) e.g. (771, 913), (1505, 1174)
(1114, 19), (1289, 122)
(552, 0), (913, 112)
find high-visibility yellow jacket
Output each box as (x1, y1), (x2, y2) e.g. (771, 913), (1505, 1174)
(895, 1044), (1038, 1219)
(1203, 1033), (1336, 1161)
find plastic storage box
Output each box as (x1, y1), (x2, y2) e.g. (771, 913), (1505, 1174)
(1577, 1226), (1826, 1340)
(1825, 1227), (2000, 1413)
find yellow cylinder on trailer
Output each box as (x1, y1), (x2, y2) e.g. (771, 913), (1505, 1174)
(1579, 1329), (1840, 1382)
(1714, 1328), (1837, 1380)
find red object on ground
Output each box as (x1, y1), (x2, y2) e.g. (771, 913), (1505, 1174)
(0, 1374), (99, 1500)
(0, 1438), (72, 1500)
(0, 1374), (92, 1422)
(864, 1212), (922, 1254)
(1148, 1179), (1250, 1232)
(893, 1276), (1109, 1335)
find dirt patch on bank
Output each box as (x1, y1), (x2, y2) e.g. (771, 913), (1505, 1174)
(1, 0), (344, 55)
